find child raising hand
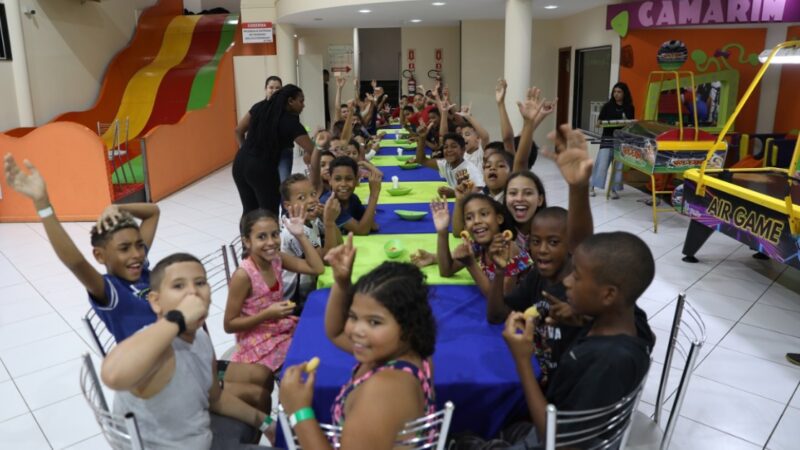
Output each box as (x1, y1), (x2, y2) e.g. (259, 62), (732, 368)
(280, 234), (438, 449)
(224, 206), (324, 374)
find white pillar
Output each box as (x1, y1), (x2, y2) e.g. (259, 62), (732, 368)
(276, 23), (297, 85)
(503, 0), (533, 132)
(6, 0), (35, 127)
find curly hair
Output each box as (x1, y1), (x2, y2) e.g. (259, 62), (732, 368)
(350, 262), (437, 358)
(90, 211), (139, 247)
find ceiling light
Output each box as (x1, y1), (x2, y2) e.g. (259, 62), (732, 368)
(293, 34), (298, 38)
(544, 5), (558, 9)
(358, 9), (371, 13)
(432, 2), (446, 5)
(410, 19), (422, 23)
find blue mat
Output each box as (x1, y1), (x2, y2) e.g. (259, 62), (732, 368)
(374, 202), (454, 234)
(281, 286), (540, 440)
(379, 165), (442, 183)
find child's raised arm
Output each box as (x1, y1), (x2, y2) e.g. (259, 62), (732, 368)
(458, 104), (491, 148)
(102, 294), (208, 391)
(496, 79), (516, 153)
(321, 194), (343, 259)
(309, 147), (324, 194)
(502, 313), (548, 436)
(342, 169), (381, 235)
(548, 125), (594, 252)
(333, 75), (346, 123)
(414, 123), (438, 170)
(323, 233), (356, 352)
(98, 203), (161, 250)
(280, 205), (325, 275)
(4, 154), (106, 301)
(431, 198), (464, 277)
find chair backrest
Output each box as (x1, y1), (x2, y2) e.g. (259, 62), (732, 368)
(278, 401), (455, 450)
(229, 235), (243, 268)
(653, 292), (706, 450)
(200, 245), (233, 293)
(544, 378), (646, 450)
(79, 353), (145, 450)
(83, 309), (115, 358)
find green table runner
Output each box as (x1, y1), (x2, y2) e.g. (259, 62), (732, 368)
(379, 139), (418, 149)
(316, 233), (474, 288)
(354, 181), (450, 204)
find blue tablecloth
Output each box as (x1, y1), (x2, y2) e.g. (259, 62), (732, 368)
(374, 202), (453, 234)
(380, 165), (442, 183)
(281, 286), (540, 440)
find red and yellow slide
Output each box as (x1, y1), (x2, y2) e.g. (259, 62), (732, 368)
(0, 0), (272, 221)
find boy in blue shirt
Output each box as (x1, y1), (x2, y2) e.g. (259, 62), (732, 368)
(318, 156), (381, 235)
(5, 154), (158, 342)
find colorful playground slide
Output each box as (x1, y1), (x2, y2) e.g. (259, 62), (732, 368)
(0, 0), (259, 221)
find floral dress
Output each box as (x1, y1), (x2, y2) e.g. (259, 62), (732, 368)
(230, 256), (298, 371)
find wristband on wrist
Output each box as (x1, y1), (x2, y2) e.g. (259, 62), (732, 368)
(38, 206), (54, 219)
(259, 415), (273, 432)
(289, 407), (315, 428)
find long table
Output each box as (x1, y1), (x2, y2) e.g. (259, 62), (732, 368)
(282, 287), (540, 438)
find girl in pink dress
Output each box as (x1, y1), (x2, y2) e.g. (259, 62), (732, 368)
(224, 206), (325, 373)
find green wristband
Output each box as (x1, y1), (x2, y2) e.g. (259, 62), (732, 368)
(259, 415), (273, 432)
(289, 407), (315, 428)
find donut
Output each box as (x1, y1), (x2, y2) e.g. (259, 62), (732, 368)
(524, 306), (540, 319)
(502, 230), (513, 241)
(305, 356), (320, 373)
(460, 231), (471, 240)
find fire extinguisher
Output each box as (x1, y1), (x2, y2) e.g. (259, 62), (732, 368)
(407, 75), (416, 96)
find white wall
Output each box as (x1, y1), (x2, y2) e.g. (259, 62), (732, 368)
(461, 20), (504, 141)
(17, 0), (157, 125)
(0, 62), (19, 130)
(400, 25), (460, 105)
(297, 27), (355, 119)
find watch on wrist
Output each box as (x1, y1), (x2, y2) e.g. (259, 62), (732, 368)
(165, 310), (187, 336)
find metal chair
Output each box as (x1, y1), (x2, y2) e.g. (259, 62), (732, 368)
(200, 244), (234, 293)
(228, 235), (243, 268)
(543, 377), (646, 450)
(79, 353), (145, 450)
(278, 401), (455, 450)
(83, 309), (115, 357)
(626, 292), (707, 450)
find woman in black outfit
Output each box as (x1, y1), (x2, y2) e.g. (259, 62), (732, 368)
(590, 82), (635, 198)
(232, 84), (315, 215)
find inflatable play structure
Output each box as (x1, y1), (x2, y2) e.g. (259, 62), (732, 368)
(0, 0), (272, 222)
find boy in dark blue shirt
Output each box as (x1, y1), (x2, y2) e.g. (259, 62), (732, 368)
(318, 156), (381, 235)
(5, 154), (159, 342)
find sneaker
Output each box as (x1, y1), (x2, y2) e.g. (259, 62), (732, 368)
(786, 353), (800, 366)
(610, 190), (620, 200)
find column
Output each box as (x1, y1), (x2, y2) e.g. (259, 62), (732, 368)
(503, 0), (533, 132)
(276, 23), (297, 85)
(6, 0), (35, 126)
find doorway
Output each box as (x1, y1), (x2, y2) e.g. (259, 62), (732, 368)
(556, 47), (571, 127)
(572, 46), (611, 132)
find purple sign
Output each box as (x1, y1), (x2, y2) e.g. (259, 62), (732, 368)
(607, 0), (800, 34)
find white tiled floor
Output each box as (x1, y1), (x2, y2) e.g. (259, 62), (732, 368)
(0, 158), (799, 449)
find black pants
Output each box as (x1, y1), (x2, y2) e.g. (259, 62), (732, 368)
(232, 150), (281, 216)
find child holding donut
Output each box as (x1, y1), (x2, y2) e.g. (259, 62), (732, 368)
(224, 207), (324, 374)
(431, 193), (532, 298)
(279, 234), (438, 449)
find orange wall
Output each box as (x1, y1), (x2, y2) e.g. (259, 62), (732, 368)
(620, 28), (767, 134)
(773, 26), (800, 133)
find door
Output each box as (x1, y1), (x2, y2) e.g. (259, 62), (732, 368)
(556, 47), (571, 127)
(572, 46), (612, 131)
(298, 54), (325, 132)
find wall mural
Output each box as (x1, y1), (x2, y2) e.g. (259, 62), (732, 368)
(619, 28), (767, 134)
